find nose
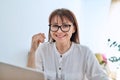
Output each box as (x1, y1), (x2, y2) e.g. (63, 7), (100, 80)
(57, 26), (63, 33)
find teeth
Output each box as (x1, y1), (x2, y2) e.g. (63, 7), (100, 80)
(57, 35), (64, 38)
(57, 35), (64, 37)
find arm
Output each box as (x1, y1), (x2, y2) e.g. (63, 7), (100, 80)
(85, 49), (109, 80)
(27, 33), (45, 68)
(27, 49), (36, 68)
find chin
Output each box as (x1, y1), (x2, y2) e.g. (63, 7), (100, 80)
(57, 39), (68, 43)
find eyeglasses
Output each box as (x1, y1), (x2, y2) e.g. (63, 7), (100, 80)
(49, 24), (72, 32)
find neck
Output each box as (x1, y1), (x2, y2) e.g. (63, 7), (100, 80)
(55, 41), (72, 54)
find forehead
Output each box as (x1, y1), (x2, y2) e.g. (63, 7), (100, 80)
(51, 15), (71, 23)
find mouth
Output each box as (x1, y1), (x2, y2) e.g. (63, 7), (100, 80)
(56, 34), (66, 39)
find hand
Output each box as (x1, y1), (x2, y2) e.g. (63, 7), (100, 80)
(27, 33), (45, 68)
(30, 33), (46, 52)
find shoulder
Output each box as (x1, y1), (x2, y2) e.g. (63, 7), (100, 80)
(36, 42), (54, 52)
(73, 42), (94, 59)
(35, 42), (54, 56)
(73, 42), (92, 53)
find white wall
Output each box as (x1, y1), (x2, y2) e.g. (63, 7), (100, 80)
(80, 0), (111, 53)
(0, 0), (112, 67)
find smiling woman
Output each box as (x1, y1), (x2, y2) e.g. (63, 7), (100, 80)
(0, 0), (112, 79)
(27, 8), (109, 80)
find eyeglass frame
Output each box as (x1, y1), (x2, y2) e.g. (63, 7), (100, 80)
(49, 24), (73, 32)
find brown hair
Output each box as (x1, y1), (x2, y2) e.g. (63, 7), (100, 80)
(48, 8), (80, 44)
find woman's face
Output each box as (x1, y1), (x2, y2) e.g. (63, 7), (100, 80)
(50, 16), (75, 43)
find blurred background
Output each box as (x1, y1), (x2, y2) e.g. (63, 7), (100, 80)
(0, 0), (120, 79)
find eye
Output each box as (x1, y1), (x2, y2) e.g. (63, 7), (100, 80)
(63, 24), (71, 28)
(52, 25), (59, 27)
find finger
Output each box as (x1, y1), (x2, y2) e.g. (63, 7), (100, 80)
(37, 33), (46, 39)
(39, 37), (45, 43)
(41, 33), (46, 39)
(32, 35), (40, 44)
(37, 33), (45, 43)
(32, 33), (45, 44)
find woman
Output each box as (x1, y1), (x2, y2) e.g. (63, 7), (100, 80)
(27, 8), (109, 80)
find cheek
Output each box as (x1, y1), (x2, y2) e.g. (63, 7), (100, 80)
(50, 31), (54, 38)
(66, 32), (73, 39)
(68, 29), (75, 39)
(69, 32), (73, 38)
(50, 31), (53, 36)
(69, 29), (75, 36)
(50, 32), (56, 40)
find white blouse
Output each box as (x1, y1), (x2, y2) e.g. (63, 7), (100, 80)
(35, 42), (109, 80)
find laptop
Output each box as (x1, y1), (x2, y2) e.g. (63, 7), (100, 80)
(0, 62), (46, 80)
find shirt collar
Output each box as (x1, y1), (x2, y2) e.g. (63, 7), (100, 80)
(53, 42), (74, 58)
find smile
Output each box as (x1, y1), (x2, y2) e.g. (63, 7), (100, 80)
(56, 34), (66, 38)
